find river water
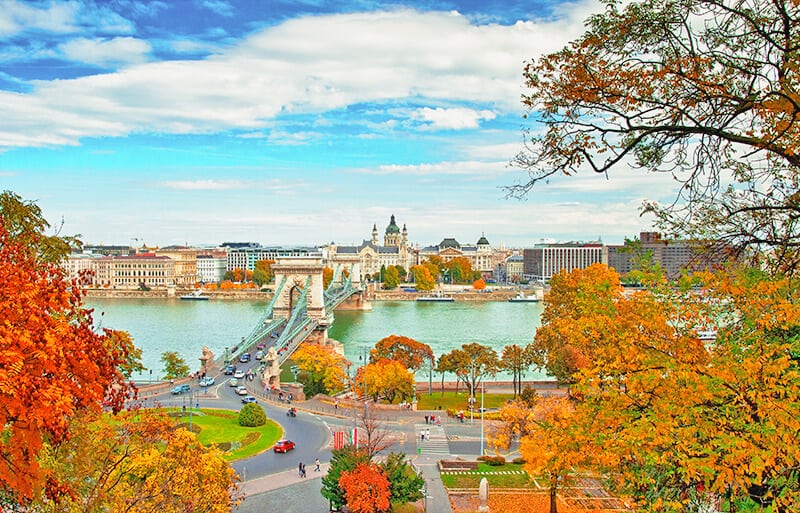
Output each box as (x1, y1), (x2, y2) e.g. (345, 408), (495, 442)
(85, 297), (548, 381)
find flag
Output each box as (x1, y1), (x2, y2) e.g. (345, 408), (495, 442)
(333, 431), (345, 449)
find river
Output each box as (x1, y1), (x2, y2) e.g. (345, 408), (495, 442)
(84, 297), (548, 381)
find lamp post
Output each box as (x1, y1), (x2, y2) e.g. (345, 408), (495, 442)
(149, 369), (152, 384)
(480, 379), (485, 456)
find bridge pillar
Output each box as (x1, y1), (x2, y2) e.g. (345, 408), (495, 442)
(271, 257), (327, 322)
(335, 290), (372, 311)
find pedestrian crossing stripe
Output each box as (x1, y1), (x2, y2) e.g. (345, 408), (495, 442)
(440, 470), (527, 475)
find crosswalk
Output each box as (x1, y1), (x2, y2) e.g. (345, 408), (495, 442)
(415, 424), (450, 455)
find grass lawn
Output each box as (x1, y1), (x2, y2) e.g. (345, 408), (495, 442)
(168, 408), (283, 461)
(416, 390), (515, 412)
(440, 463), (533, 489)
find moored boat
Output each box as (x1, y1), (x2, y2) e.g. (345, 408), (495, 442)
(180, 289), (209, 300)
(508, 291), (539, 303)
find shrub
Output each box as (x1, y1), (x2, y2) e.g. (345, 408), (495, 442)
(478, 455), (506, 466)
(512, 457), (526, 465)
(238, 403), (267, 427)
(240, 431), (261, 446)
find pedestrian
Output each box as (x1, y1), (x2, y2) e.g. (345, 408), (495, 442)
(301, 462), (306, 478)
(314, 458), (320, 472)
(420, 430), (425, 442)
(424, 415), (429, 424)
(298, 461), (303, 478)
(426, 428), (430, 440)
(334, 400), (339, 411)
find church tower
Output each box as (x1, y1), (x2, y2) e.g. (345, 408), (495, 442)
(384, 215), (401, 247)
(371, 224), (378, 246)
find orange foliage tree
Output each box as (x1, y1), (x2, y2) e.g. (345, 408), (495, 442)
(509, 0), (800, 274)
(359, 358), (414, 404)
(371, 335), (434, 372)
(0, 196), (135, 502)
(38, 409), (239, 512)
(472, 278), (486, 290)
(527, 263), (800, 511)
(339, 462), (391, 513)
(292, 343), (349, 395)
(323, 266), (334, 289)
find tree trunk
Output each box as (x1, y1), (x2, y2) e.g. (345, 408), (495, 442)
(549, 477), (558, 513)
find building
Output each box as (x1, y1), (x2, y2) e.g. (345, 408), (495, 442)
(326, 215), (414, 281)
(504, 254), (524, 282)
(196, 253), (228, 283)
(418, 234), (495, 278)
(606, 232), (728, 278)
(523, 241), (606, 283)
(63, 253), (101, 285)
(155, 246), (200, 287)
(226, 246), (321, 273)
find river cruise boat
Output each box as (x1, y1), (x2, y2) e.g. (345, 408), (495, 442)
(180, 289), (209, 300)
(508, 291), (540, 303)
(416, 290), (455, 302)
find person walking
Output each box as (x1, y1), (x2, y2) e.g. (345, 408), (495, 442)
(425, 428), (430, 440)
(298, 462), (304, 478)
(314, 458), (321, 472)
(301, 462), (307, 478)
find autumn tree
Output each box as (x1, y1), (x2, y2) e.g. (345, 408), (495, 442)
(472, 278), (486, 290)
(355, 403), (396, 459)
(323, 266), (334, 289)
(292, 343), (349, 395)
(445, 256), (473, 283)
(359, 358), (414, 404)
(371, 335), (434, 372)
(322, 445), (371, 511)
(510, 0), (800, 275)
(252, 259), (274, 286)
(37, 409), (239, 513)
(440, 343), (499, 399)
(0, 193), (135, 502)
(161, 351), (190, 379)
(339, 462), (391, 513)
(410, 264), (435, 291)
(500, 344), (536, 397)
(393, 264), (407, 282)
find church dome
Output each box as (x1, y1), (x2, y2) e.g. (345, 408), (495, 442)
(477, 235), (490, 246)
(385, 214), (401, 234)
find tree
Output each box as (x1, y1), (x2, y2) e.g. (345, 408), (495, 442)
(252, 259), (274, 286)
(380, 452), (425, 507)
(355, 403), (396, 459)
(37, 409), (239, 513)
(500, 344), (536, 397)
(410, 265), (435, 291)
(371, 335), (434, 372)
(382, 266), (400, 289)
(360, 358), (414, 404)
(322, 445), (371, 511)
(440, 343), (499, 400)
(238, 403), (267, 427)
(339, 462), (391, 513)
(292, 343), (349, 395)
(393, 265), (407, 282)
(107, 330), (146, 379)
(161, 351), (190, 379)
(0, 201), (134, 502)
(472, 278), (486, 290)
(323, 266), (334, 289)
(509, 0), (800, 275)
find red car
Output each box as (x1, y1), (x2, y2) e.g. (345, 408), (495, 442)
(273, 439), (296, 453)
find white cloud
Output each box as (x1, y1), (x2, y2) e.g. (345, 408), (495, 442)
(353, 160), (514, 176)
(0, 0), (79, 36)
(160, 179), (247, 190)
(0, 3), (602, 149)
(60, 37), (151, 67)
(198, 0), (235, 17)
(411, 107), (496, 130)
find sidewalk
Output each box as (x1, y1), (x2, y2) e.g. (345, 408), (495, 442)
(241, 463), (331, 496)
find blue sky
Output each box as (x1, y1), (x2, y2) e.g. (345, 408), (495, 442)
(0, 0), (675, 248)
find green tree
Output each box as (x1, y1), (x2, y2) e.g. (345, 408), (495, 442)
(238, 403), (267, 427)
(382, 266), (400, 289)
(0, 190), (79, 264)
(321, 445), (371, 511)
(509, 0), (800, 275)
(161, 351), (190, 379)
(380, 452), (424, 507)
(440, 343), (499, 400)
(393, 265), (407, 282)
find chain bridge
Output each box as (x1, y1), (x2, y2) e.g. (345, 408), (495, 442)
(223, 256), (367, 372)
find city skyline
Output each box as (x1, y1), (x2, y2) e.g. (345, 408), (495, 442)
(2, 0), (679, 247)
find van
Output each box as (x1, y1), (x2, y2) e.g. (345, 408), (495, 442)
(255, 350), (264, 360)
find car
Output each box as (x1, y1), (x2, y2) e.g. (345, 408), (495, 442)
(241, 395), (257, 404)
(236, 385), (248, 396)
(199, 376), (215, 387)
(239, 353), (251, 363)
(228, 378), (239, 387)
(255, 350), (264, 360)
(273, 439), (295, 453)
(171, 384), (190, 395)
(233, 370), (246, 379)
(256, 342), (266, 350)
(223, 365), (236, 375)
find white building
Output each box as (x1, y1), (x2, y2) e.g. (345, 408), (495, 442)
(196, 254), (228, 283)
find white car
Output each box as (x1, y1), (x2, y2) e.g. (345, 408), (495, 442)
(236, 385), (248, 396)
(233, 370), (246, 379)
(199, 376), (215, 387)
(229, 378), (239, 387)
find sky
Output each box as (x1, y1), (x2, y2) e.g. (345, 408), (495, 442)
(0, 0), (677, 249)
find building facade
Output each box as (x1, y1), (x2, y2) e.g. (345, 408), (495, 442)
(155, 246), (200, 287)
(606, 231), (727, 278)
(196, 253), (228, 283)
(326, 215), (414, 281)
(226, 246), (321, 272)
(418, 235), (495, 277)
(523, 242), (606, 283)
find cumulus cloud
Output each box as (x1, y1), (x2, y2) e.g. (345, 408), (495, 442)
(0, 3), (602, 149)
(353, 160), (513, 176)
(198, 0), (235, 17)
(411, 107), (496, 130)
(160, 179), (248, 190)
(60, 37), (151, 67)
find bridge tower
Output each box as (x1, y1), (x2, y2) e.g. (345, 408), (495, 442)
(271, 257), (326, 322)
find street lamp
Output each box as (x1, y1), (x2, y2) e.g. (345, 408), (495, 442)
(480, 379), (485, 456)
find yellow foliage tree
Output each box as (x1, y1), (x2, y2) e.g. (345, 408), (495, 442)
(293, 343), (350, 395)
(360, 358), (414, 404)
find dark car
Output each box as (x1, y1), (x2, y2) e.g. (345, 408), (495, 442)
(239, 353), (251, 363)
(224, 365), (236, 375)
(273, 439), (295, 453)
(241, 395), (257, 404)
(171, 384), (190, 395)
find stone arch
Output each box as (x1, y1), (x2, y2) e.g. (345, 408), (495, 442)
(271, 257), (326, 321)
